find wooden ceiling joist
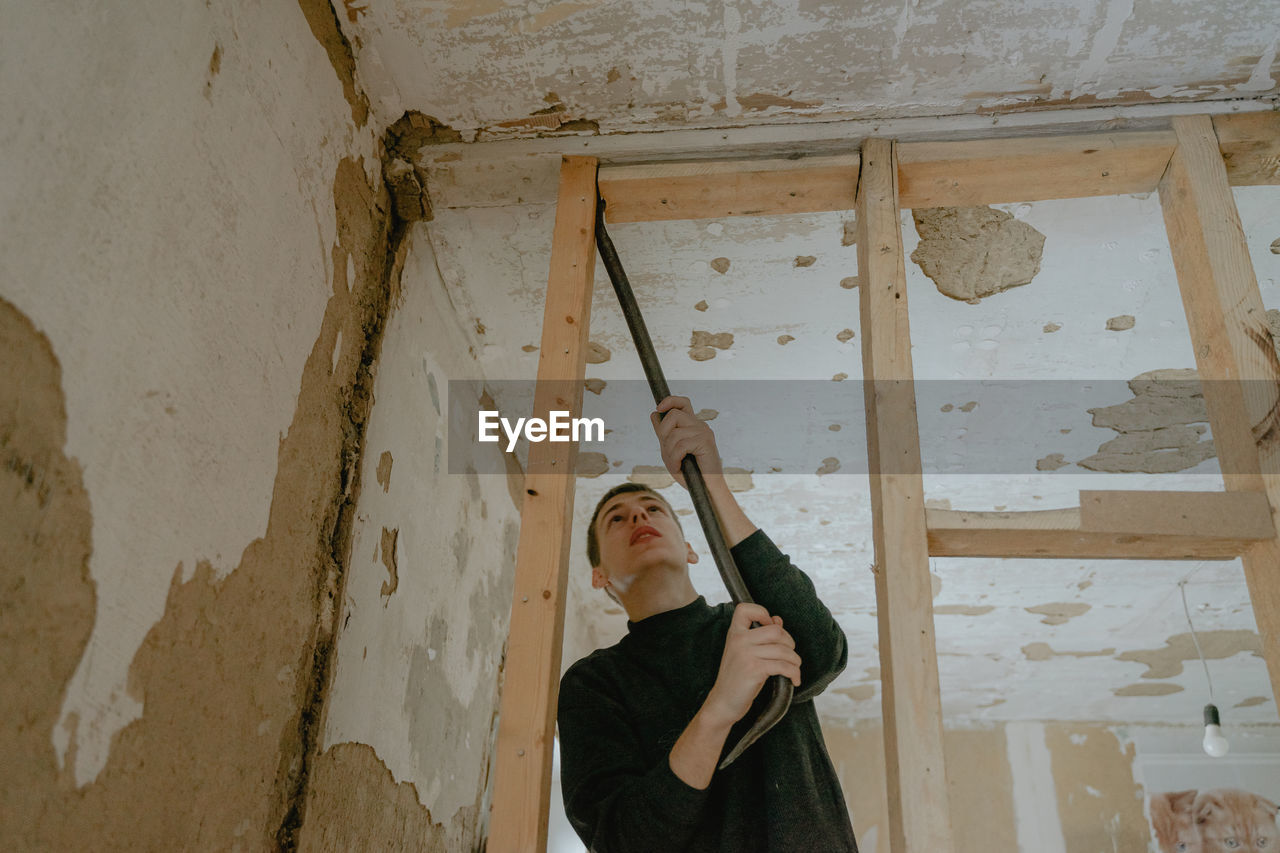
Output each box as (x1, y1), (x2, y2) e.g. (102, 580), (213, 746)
(597, 116), (1278, 224)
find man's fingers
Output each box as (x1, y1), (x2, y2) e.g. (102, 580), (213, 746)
(732, 602), (772, 628)
(656, 395), (693, 416)
(742, 624), (795, 649)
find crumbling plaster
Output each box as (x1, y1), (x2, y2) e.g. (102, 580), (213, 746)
(310, 222), (522, 847)
(338, 0), (1278, 136)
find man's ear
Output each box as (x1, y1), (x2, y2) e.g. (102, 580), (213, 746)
(591, 565), (609, 589)
(686, 542), (698, 565)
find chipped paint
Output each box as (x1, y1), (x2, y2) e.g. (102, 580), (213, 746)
(910, 207), (1045, 304)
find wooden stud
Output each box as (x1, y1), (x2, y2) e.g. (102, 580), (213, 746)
(1160, 114), (1280, 711)
(598, 154), (859, 222)
(488, 155), (598, 853)
(927, 490), (1274, 559)
(857, 137), (956, 853)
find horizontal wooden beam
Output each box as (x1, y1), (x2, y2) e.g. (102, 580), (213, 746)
(1212, 112), (1280, 186)
(598, 154), (858, 223)
(897, 131), (1176, 207)
(594, 120), (1279, 223)
(926, 490), (1274, 559)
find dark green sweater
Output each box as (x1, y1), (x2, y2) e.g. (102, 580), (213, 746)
(557, 529), (858, 852)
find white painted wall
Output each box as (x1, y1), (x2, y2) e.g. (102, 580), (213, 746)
(320, 223), (521, 836)
(0, 0), (378, 784)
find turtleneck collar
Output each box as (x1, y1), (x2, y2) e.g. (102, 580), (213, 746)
(625, 595), (713, 638)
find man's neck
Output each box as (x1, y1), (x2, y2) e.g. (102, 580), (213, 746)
(622, 574), (700, 623)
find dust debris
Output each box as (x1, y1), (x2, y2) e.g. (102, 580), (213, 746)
(1024, 602), (1090, 625)
(840, 277), (859, 289)
(910, 206), (1045, 303)
(710, 257), (731, 274)
(1036, 453), (1068, 471)
(723, 468), (754, 492)
(380, 527), (399, 597)
(794, 255), (816, 268)
(941, 403), (954, 412)
(606, 67), (621, 84)
(694, 300), (709, 312)
(376, 451), (393, 492)
(522, 344), (538, 352)
(1235, 696), (1269, 708)
(1114, 683), (1183, 697)
(1043, 322), (1062, 333)
(828, 424), (841, 432)
(836, 328), (855, 343)
(816, 457), (841, 475)
(1022, 642), (1114, 661)
(695, 409), (718, 421)
(688, 330), (733, 361)
(1106, 314), (1135, 331)
(575, 452), (609, 478)
(474, 319), (486, 335)
(1270, 237), (1280, 254)
(777, 334), (795, 345)
(629, 465), (674, 489)
(959, 401), (977, 412)
(842, 220), (857, 247)
(586, 341), (612, 363)
(832, 373), (848, 381)
(1078, 369), (1214, 473)
(584, 378), (606, 395)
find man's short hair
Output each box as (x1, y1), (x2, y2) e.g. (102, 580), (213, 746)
(586, 482), (683, 568)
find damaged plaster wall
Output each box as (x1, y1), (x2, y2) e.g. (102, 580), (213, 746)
(814, 719), (1280, 853)
(1, 0), (394, 847)
(299, 223), (522, 850)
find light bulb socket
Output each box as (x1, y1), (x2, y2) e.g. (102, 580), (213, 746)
(1204, 703), (1221, 727)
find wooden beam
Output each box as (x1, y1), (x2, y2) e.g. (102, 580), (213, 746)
(926, 490), (1274, 559)
(897, 130), (1176, 208)
(1212, 112), (1280, 186)
(488, 155), (597, 853)
(598, 154), (859, 223)
(1159, 114), (1280, 715)
(857, 137), (956, 853)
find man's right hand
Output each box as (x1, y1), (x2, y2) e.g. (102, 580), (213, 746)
(702, 603), (802, 728)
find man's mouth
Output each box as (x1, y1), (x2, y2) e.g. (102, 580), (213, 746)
(630, 526), (661, 545)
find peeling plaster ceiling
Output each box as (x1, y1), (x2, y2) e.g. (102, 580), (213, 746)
(343, 0), (1280, 726)
(342, 0), (1278, 136)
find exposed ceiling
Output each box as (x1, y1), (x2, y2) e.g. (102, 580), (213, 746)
(342, 0), (1278, 136)
(340, 0), (1280, 725)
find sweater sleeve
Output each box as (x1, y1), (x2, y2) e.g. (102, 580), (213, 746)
(730, 529), (847, 702)
(557, 662), (711, 852)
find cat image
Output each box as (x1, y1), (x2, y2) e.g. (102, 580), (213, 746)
(1194, 788), (1278, 852)
(1151, 790), (1203, 853)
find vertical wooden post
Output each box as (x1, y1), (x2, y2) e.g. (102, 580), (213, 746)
(488, 155), (598, 853)
(856, 137), (956, 853)
(855, 137), (957, 850)
(1159, 115), (1280, 705)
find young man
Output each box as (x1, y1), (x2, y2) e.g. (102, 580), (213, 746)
(557, 395), (858, 852)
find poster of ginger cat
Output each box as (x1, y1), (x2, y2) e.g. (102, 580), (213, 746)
(1150, 788), (1278, 853)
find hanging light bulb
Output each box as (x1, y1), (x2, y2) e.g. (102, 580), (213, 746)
(1202, 703), (1230, 758)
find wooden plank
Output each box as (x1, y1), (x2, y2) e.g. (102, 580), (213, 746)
(1159, 114), (1280, 717)
(926, 490), (1273, 559)
(488, 155), (598, 853)
(1212, 112), (1280, 186)
(857, 137), (956, 853)
(898, 130), (1176, 208)
(597, 154), (859, 222)
(1080, 490), (1274, 539)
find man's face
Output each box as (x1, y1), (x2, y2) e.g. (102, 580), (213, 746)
(591, 490), (696, 595)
